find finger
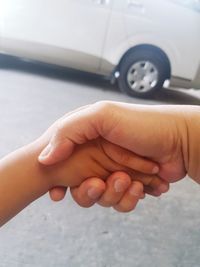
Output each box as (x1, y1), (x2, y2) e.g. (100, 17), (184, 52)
(38, 101), (169, 167)
(49, 186), (68, 202)
(113, 181), (143, 213)
(130, 172), (170, 196)
(140, 192), (146, 199)
(143, 181), (169, 197)
(38, 105), (91, 165)
(143, 186), (162, 197)
(38, 104), (103, 165)
(70, 178), (106, 208)
(100, 140), (159, 175)
(38, 101), (134, 166)
(147, 179), (169, 195)
(97, 171), (132, 207)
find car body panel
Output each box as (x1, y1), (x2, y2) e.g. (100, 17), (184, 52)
(103, 0), (200, 87)
(0, 0), (200, 88)
(0, 0), (112, 73)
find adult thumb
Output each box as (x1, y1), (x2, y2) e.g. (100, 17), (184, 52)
(38, 102), (108, 165)
(38, 138), (75, 165)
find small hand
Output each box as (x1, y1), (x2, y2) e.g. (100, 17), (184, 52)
(49, 171), (169, 212)
(49, 172), (145, 212)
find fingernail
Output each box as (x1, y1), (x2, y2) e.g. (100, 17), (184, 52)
(158, 184), (169, 193)
(129, 183), (142, 197)
(87, 187), (102, 200)
(152, 166), (159, 174)
(39, 144), (52, 160)
(114, 179), (127, 193)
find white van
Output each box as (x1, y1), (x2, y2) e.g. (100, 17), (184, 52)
(0, 0), (200, 98)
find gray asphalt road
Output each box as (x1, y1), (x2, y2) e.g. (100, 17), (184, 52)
(1, 58), (200, 267)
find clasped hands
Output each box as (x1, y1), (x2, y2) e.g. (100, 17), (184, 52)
(2, 101), (200, 227)
(38, 101), (199, 212)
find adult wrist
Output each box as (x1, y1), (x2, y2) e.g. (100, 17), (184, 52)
(181, 106), (200, 183)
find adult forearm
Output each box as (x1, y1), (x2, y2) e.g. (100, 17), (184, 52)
(182, 106), (200, 183)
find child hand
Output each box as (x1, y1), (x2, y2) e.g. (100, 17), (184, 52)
(50, 169), (169, 212)
(48, 138), (169, 200)
(71, 172), (145, 212)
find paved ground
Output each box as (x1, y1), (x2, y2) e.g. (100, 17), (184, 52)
(1, 57), (200, 267)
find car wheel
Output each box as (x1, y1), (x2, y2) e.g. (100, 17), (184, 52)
(118, 49), (168, 98)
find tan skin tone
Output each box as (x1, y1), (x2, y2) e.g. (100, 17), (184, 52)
(38, 104), (171, 209)
(40, 102), (200, 211)
(0, 136), (166, 227)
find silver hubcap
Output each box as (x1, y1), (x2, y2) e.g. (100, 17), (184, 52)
(127, 61), (158, 93)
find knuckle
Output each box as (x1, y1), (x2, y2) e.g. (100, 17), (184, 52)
(56, 118), (65, 133)
(93, 101), (116, 116)
(92, 101), (122, 138)
(51, 119), (66, 142)
(93, 100), (111, 110)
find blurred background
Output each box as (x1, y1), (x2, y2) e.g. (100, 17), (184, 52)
(0, 0), (200, 266)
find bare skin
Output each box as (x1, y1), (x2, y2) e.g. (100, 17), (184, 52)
(0, 135), (165, 227)
(39, 102), (200, 210)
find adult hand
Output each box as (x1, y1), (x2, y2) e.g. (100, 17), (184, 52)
(39, 102), (200, 207)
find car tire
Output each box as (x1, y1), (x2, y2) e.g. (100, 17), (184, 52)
(118, 49), (168, 98)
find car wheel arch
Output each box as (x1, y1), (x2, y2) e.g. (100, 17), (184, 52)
(116, 44), (171, 80)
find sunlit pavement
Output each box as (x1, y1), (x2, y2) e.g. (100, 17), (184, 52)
(1, 58), (200, 267)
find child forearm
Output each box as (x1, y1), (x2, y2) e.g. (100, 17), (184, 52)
(0, 141), (51, 227)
